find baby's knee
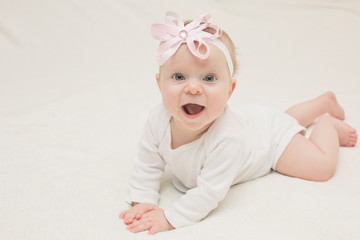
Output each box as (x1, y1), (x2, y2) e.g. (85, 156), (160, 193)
(313, 156), (337, 182)
(315, 168), (335, 182)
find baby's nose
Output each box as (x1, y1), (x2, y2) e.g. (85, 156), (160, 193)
(184, 80), (203, 95)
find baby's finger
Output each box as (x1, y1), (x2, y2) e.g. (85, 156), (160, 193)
(124, 212), (137, 224)
(119, 210), (129, 219)
(135, 208), (150, 220)
(135, 211), (143, 220)
(148, 225), (161, 235)
(127, 220), (151, 233)
(134, 205), (158, 220)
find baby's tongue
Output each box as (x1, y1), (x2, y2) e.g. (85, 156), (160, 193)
(184, 104), (204, 115)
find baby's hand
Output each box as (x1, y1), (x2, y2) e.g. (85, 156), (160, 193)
(126, 208), (174, 235)
(119, 202), (159, 225)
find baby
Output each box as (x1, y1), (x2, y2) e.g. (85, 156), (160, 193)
(119, 11), (358, 235)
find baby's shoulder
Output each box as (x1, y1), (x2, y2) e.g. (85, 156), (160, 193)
(204, 106), (248, 148)
(147, 104), (171, 122)
(144, 104), (171, 139)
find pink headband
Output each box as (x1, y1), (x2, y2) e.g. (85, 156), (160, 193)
(151, 11), (234, 76)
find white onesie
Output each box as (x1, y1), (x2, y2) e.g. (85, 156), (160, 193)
(126, 104), (305, 228)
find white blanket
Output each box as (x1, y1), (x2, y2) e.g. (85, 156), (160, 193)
(1, 0), (359, 239)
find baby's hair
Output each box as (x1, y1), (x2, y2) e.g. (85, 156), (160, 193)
(184, 20), (238, 76)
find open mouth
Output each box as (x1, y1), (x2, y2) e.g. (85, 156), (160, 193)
(182, 103), (205, 116)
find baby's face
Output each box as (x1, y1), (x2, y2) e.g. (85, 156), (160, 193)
(156, 43), (236, 133)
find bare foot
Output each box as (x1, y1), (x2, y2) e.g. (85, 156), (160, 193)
(322, 91), (345, 120)
(334, 119), (358, 147)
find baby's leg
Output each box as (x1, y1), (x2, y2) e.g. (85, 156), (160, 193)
(276, 115), (357, 181)
(286, 91), (345, 127)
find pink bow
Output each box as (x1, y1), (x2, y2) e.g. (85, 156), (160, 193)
(151, 11), (221, 65)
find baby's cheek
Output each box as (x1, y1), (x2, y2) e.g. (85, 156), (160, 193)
(162, 91), (180, 110)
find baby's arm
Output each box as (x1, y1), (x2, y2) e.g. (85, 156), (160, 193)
(121, 106), (169, 233)
(164, 139), (245, 228)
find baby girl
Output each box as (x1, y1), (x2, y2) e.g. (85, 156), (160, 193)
(119, 11), (357, 235)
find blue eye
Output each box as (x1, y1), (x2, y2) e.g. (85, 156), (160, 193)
(204, 75), (216, 82)
(173, 73), (185, 81)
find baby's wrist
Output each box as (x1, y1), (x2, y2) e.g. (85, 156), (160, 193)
(167, 221), (175, 230)
(163, 210), (175, 230)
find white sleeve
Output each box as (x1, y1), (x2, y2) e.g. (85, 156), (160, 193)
(164, 138), (244, 228)
(126, 108), (167, 205)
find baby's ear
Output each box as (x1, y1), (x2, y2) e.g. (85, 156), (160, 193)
(228, 79), (237, 98)
(155, 73), (160, 89)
